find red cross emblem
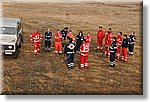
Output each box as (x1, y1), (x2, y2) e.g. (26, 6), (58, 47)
(68, 44), (75, 49)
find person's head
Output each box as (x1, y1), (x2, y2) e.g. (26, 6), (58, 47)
(119, 32), (122, 36)
(131, 31), (135, 35)
(66, 37), (72, 43)
(34, 29), (37, 33)
(47, 29), (50, 32)
(57, 29), (60, 33)
(87, 32), (90, 36)
(66, 38), (70, 43)
(105, 31), (108, 34)
(123, 34), (127, 39)
(79, 31), (83, 35)
(69, 30), (72, 33)
(108, 28), (112, 32)
(113, 37), (116, 41)
(99, 26), (102, 30)
(64, 27), (68, 31)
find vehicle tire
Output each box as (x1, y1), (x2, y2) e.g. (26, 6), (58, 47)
(13, 48), (19, 59)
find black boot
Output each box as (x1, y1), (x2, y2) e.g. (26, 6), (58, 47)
(113, 64), (115, 67)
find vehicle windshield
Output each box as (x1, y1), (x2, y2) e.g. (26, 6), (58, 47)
(0, 27), (17, 35)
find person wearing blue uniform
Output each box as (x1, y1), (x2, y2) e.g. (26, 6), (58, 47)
(128, 31), (136, 55)
(75, 31), (84, 53)
(64, 38), (75, 69)
(61, 27), (69, 47)
(61, 27), (69, 40)
(122, 34), (129, 62)
(109, 37), (117, 67)
(45, 29), (52, 52)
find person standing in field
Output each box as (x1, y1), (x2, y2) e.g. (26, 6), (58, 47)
(66, 30), (75, 43)
(80, 37), (91, 70)
(55, 29), (63, 54)
(121, 34), (129, 62)
(30, 30), (42, 55)
(61, 27), (69, 47)
(64, 38), (75, 69)
(75, 31), (84, 53)
(97, 26), (105, 50)
(61, 27), (69, 40)
(109, 37), (117, 67)
(116, 32), (123, 59)
(44, 29), (52, 52)
(128, 31), (136, 55)
(104, 28), (113, 57)
(86, 32), (92, 44)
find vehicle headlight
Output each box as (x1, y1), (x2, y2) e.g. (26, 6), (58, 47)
(8, 46), (13, 49)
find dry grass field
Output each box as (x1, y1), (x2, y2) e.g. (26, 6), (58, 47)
(1, 2), (142, 94)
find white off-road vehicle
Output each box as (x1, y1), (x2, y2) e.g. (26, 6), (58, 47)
(0, 18), (23, 59)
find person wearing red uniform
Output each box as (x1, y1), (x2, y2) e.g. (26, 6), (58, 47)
(80, 37), (91, 70)
(55, 29), (63, 54)
(104, 28), (113, 57)
(116, 32), (123, 59)
(97, 26), (105, 50)
(66, 30), (75, 43)
(86, 32), (92, 44)
(121, 34), (129, 62)
(30, 30), (42, 55)
(104, 31), (109, 53)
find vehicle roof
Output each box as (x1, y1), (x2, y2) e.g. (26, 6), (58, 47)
(0, 18), (21, 28)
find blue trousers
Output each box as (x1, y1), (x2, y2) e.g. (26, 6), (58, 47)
(110, 52), (115, 66)
(128, 44), (134, 53)
(66, 54), (74, 68)
(45, 41), (51, 50)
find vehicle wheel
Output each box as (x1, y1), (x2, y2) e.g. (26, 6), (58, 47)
(13, 48), (19, 59)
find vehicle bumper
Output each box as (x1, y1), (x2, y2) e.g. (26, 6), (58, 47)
(0, 44), (15, 55)
(1, 50), (15, 55)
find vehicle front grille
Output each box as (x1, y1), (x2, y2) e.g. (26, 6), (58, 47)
(1, 45), (14, 50)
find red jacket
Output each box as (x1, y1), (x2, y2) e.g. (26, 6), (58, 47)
(30, 32), (42, 43)
(80, 42), (90, 56)
(105, 31), (113, 46)
(85, 35), (92, 44)
(55, 33), (62, 42)
(97, 30), (105, 39)
(116, 35), (123, 46)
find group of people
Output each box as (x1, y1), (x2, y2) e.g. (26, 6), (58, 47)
(96, 26), (136, 67)
(30, 27), (91, 70)
(29, 26), (136, 69)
